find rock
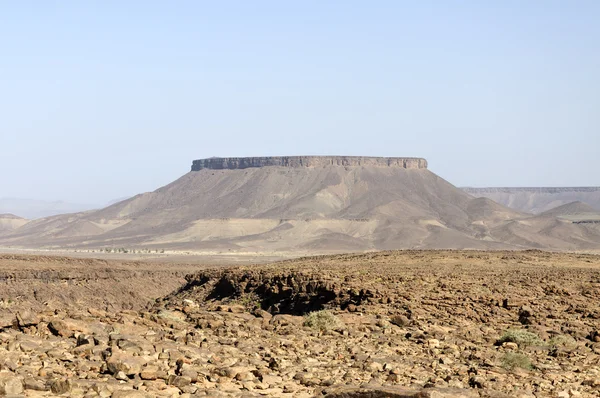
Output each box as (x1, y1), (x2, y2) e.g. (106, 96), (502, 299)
(77, 334), (94, 346)
(111, 391), (148, 398)
(253, 309), (272, 320)
(502, 298), (526, 309)
(15, 310), (39, 329)
(582, 378), (600, 387)
(50, 378), (71, 394)
(23, 377), (48, 391)
(228, 305), (246, 313)
(365, 361), (384, 372)
(469, 375), (486, 389)
(0, 372), (23, 395)
(106, 352), (147, 376)
(588, 330), (600, 343)
(390, 314), (411, 327)
(48, 319), (72, 337)
(427, 339), (441, 349)
(235, 371), (255, 382)
(140, 367), (159, 380)
(519, 306), (534, 325)
(260, 374), (283, 386)
(168, 375), (191, 388)
(501, 342), (518, 350)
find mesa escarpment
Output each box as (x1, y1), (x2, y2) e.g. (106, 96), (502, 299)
(191, 156), (428, 171)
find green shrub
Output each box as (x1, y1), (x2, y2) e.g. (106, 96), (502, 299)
(303, 310), (342, 332)
(548, 334), (577, 348)
(501, 352), (533, 370)
(497, 329), (543, 347)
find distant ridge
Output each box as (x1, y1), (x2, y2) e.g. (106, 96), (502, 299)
(464, 187), (600, 193)
(0, 198), (98, 219)
(463, 187), (600, 214)
(541, 201), (598, 217)
(0, 213), (24, 220)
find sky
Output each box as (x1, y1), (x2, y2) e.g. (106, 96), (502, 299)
(1, 1), (598, 205)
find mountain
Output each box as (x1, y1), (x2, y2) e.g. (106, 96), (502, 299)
(0, 198), (99, 219)
(462, 187), (600, 214)
(1, 156), (599, 252)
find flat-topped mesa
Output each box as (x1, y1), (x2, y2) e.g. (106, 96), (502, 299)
(191, 156), (428, 171)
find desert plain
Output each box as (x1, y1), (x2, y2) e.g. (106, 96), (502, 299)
(0, 250), (599, 397)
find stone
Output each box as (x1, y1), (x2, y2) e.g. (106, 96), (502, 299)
(253, 309), (272, 320)
(15, 310), (39, 329)
(427, 339), (441, 349)
(501, 342), (518, 350)
(519, 306), (534, 325)
(168, 375), (191, 388)
(140, 367), (159, 380)
(106, 352), (147, 376)
(48, 319), (72, 337)
(49, 378), (71, 394)
(111, 391), (148, 398)
(23, 377), (48, 391)
(0, 372), (23, 395)
(390, 314), (411, 327)
(77, 334), (94, 346)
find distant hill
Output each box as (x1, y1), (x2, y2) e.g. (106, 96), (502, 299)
(0, 198), (99, 219)
(2, 157), (600, 252)
(462, 187), (600, 214)
(539, 201), (600, 223)
(0, 213), (29, 234)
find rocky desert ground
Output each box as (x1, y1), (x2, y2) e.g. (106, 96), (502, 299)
(1, 250), (600, 397)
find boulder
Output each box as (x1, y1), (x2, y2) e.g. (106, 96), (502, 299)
(106, 353), (147, 376)
(0, 372), (23, 395)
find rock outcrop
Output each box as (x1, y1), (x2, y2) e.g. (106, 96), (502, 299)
(191, 156), (428, 171)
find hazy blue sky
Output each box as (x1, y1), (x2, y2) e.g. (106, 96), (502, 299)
(1, 1), (598, 204)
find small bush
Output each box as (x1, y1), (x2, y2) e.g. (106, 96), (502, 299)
(548, 334), (577, 348)
(501, 352), (533, 370)
(497, 329), (543, 347)
(303, 310), (342, 332)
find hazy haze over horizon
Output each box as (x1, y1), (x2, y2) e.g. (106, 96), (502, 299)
(1, 1), (598, 204)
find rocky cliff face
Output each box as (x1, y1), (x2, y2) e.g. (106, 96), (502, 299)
(191, 156), (428, 171)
